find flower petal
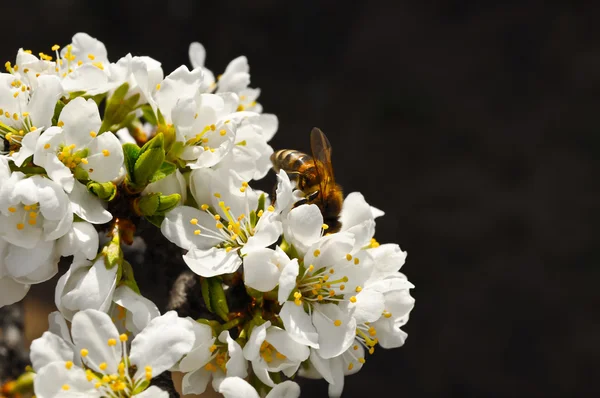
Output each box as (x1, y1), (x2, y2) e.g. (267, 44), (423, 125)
(134, 386), (169, 398)
(69, 181), (112, 224)
(243, 248), (281, 292)
(71, 309), (122, 374)
(218, 377), (259, 398)
(183, 246), (242, 277)
(33, 361), (98, 398)
(30, 331), (75, 371)
(242, 321), (269, 361)
(112, 286), (160, 335)
(83, 132), (124, 183)
(57, 221), (100, 260)
(267, 380), (301, 398)
(28, 75), (63, 129)
(130, 311), (195, 380)
(181, 367), (212, 395)
(278, 258), (299, 304)
(312, 303), (356, 359)
(59, 97), (101, 149)
(285, 204), (323, 253)
(61, 257), (117, 314)
(161, 206), (216, 251)
(280, 301), (319, 348)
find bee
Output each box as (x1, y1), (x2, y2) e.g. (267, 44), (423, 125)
(271, 127), (343, 233)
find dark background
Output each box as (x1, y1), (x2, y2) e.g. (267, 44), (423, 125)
(4, 1), (599, 397)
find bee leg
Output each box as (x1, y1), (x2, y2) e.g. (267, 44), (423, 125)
(292, 190), (319, 208)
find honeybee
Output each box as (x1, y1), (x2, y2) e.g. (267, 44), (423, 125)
(271, 127), (343, 233)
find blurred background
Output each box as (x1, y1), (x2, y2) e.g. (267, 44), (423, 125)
(1, 1), (599, 397)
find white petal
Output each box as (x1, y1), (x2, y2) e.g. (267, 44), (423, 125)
(222, 331), (247, 378)
(160, 206), (216, 251)
(218, 377), (260, 398)
(241, 212), (282, 255)
(30, 331), (74, 371)
(327, 356), (346, 398)
(350, 289), (385, 324)
(243, 248), (281, 292)
(5, 239), (56, 281)
(302, 349), (333, 383)
(183, 246), (242, 277)
(189, 42), (206, 68)
(61, 64), (109, 97)
(48, 311), (73, 344)
(33, 361), (98, 398)
(61, 257), (117, 314)
(242, 321), (269, 361)
(59, 97), (101, 148)
(313, 303), (356, 359)
(178, 338), (215, 373)
(69, 180), (112, 224)
(12, 129), (40, 167)
(112, 286), (160, 334)
(258, 113), (278, 142)
(267, 380), (301, 398)
(181, 367), (212, 395)
(43, 154), (74, 193)
(83, 132), (124, 183)
(286, 204), (323, 252)
(71, 309), (122, 374)
(278, 259), (299, 304)
(57, 221), (99, 260)
(369, 243), (407, 279)
(29, 75), (63, 129)
(134, 386), (169, 398)
(266, 326), (310, 363)
(130, 311), (195, 380)
(340, 192), (374, 231)
(0, 277), (28, 307)
(279, 301), (319, 348)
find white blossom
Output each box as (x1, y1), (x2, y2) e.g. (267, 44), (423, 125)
(31, 309), (194, 398)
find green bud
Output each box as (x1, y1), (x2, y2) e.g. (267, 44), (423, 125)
(208, 277), (230, 322)
(133, 133), (165, 187)
(149, 161), (177, 184)
(11, 371), (34, 394)
(156, 193), (181, 213)
(135, 193), (160, 216)
(103, 230), (123, 270)
(122, 142), (141, 182)
(87, 181), (117, 201)
(141, 104), (158, 125)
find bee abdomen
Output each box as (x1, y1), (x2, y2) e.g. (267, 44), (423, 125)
(271, 150), (312, 173)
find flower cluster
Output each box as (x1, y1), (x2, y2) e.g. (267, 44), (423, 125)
(0, 33), (414, 397)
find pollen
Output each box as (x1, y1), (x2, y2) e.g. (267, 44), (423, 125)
(119, 333), (128, 342)
(348, 363), (354, 370)
(43, 143), (51, 149)
(267, 205), (275, 212)
(92, 62), (104, 70)
(358, 357), (366, 364)
(107, 337), (117, 346)
(102, 149), (110, 157)
(80, 348), (89, 357)
(65, 361), (73, 369)
(209, 344), (217, 353)
(194, 229), (201, 235)
(156, 83), (161, 90)
(99, 362), (107, 370)
(219, 129), (226, 136)
(16, 223), (24, 230)
(190, 218), (198, 225)
(308, 264), (314, 272)
(322, 224), (329, 230)
(90, 131), (97, 137)
(52, 44), (60, 51)
(57, 121), (64, 127)
(87, 54), (95, 60)
(214, 192), (221, 198)
(334, 319), (342, 327)
(354, 257), (360, 265)
(210, 124), (216, 131)
(236, 105), (245, 111)
(201, 204), (209, 210)
(349, 296), (357, 303)
(62, 384), (70, 391)
(313, 249), (321, 257)
(346, 253), (352, 261)
(8, 207), (16, 213)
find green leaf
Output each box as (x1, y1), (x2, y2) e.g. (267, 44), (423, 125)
(141, 104), (157, 125)
(87, 181), (117, 201)
(156, 193), (181, 213)
(122, 143), (141, 181)
(103, 233), (122, 270)
(208, 277), (230, 322)
(51, 100), (66, 126)
(149, 161), (177, 183)
(144, 215), (164, 228)
(133, 133), (165, 186)
(201, 277), (213, 313)
(257, 193), (266, 213)
(136, 193), (160, 216)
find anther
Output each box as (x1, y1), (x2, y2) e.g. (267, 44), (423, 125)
(334, 319), (342, 327)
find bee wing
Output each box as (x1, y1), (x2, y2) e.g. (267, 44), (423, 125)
(310, 127), (336, 199)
